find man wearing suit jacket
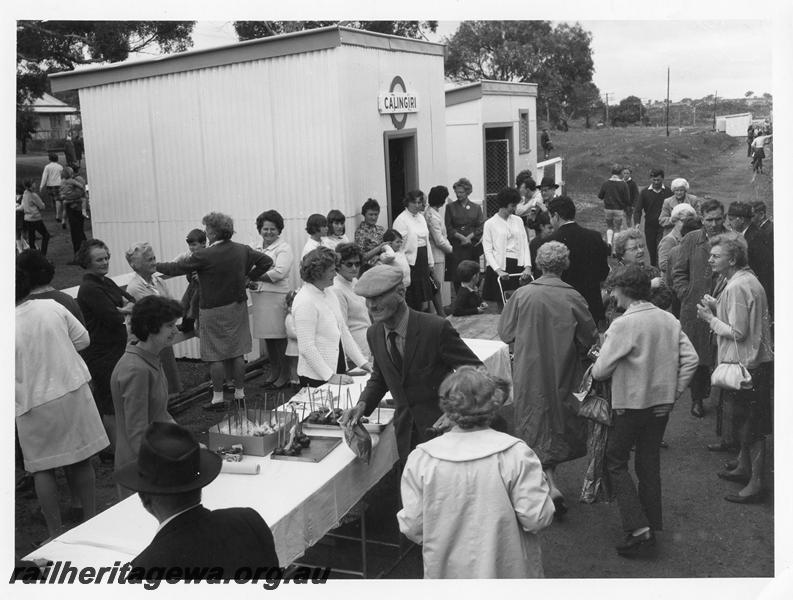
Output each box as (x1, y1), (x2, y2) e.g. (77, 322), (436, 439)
(340, 265), (481, 460)
(546, 195), (611, 325)
(115, 422), (278, 580)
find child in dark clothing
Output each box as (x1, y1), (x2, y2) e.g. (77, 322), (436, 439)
(452, 260), (487, 316)
(175, 228), (206, 332)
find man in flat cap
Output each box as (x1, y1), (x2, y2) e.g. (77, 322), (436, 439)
(340, 265), (481, 460)
(115, 422), (278, 579)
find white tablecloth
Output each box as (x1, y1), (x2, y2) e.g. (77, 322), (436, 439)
(24, 338), (510, 568)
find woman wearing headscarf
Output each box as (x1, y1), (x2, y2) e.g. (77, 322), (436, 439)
(156, 212), (272, 411)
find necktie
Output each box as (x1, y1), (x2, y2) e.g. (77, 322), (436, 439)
(388, 331), (403, 373)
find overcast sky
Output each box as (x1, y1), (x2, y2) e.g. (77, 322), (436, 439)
(187, 19), (773, 103)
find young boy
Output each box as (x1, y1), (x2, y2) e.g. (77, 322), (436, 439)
(452, 260), (487, 316)
(175, 228), (206, 332)
(378, 229), (411, 287)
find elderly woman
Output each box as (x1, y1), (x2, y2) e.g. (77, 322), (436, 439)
(16, 268), (108, 540)
(593, 265), (698, 557)
(124, 241), (182, 395)
(696, 233), (773, 504)
(498, 241), (598, 514)
(445, 177), (484, 290)
(393, 190), (434, 311)
(354, 198), (387, 273)
(609, 228), (673, 315)
(331, 243), (371, 360)
(398, 366), (554, 578)
(76, 239), (136, 449)
(425, 186), (453, 312)
(659, 178), (701, 235)
(249, 210), (294, 389)
(301, 213), (328, 259)
(110, 296), (182, 498)
(156, 212), (272, 411)
(658, 202), (697, 275)
(293, 247), (370, 387)
(482, 187), (533, 309)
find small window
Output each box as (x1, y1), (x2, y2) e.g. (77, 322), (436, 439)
(518, 110), (531, 154)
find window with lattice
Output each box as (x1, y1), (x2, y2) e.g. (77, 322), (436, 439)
(518, 110), (531, 154)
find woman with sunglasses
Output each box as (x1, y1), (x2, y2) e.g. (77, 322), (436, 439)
(331, 243), (371, 360)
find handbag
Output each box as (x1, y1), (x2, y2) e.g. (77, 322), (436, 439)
(711, 331), (753, 391)
(574, 365), (612, 426)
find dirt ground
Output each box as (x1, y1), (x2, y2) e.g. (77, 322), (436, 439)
(14, 128), (775, 580)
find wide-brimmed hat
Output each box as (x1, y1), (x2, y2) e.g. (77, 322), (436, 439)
(539, 176), (559, 189)
(114, 422), (222, 494)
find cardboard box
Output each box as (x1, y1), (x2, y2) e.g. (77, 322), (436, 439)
(208, 410), (297, 457)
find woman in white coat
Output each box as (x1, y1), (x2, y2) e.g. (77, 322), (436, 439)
(482, 187), (533, 308)
(425, 185), (453, 315)
(398, 366), (555, 578)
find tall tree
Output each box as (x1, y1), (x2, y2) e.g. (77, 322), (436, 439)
(444, 21), (598, 129)
(611, 95), (644, 126)
(17, 20), (196, 102)
(234, 20), (437, 42)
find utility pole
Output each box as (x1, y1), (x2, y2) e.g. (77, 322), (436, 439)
(665, 67), (670, 137)
(604, 92), (610, 125)
(693, 104), (696, 127)
(712, 91), (717, 131)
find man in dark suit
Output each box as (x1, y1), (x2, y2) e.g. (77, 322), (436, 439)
(546, 196), (610, 325)
(340, 265), (481, 460)
(728, 201), (773, 315)
(115, 422), (278, 580)
(633, 168), (674, 266)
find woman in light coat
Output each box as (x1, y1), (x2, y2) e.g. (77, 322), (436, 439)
(425, 185), (453, 314)
(482, 187), (533, 308)
(398, 366), (554, 578)
(658, 178), (700, 234)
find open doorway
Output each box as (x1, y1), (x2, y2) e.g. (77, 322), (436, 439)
(483, 124), (514, 217)
(384, 130), (418, 225)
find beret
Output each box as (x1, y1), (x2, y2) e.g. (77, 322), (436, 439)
(727, 202), (753, 218)
(354, 264), (403, 298)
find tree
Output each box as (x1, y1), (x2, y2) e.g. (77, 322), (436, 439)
(762, 92), (772, 101)
(17, 20), (196, 103)
(16, 106), (38, 154)
(611, 95), (644, 126)
(444, 21), (597, 129)
(234, 20), (438, 42)
(744, 90), (754, 98)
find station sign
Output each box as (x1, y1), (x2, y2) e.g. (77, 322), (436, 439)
(380, 76), (417, 130)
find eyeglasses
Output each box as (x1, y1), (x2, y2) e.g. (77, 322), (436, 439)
(342, 261), (361, 268)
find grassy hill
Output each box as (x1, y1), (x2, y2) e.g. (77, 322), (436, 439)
(545, 126), (773, 233)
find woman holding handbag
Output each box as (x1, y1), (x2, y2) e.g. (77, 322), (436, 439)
(697, 232), (773, 504)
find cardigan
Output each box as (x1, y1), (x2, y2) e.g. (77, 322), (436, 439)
(708, 268), (773, 369)
(110, 343), (175, 470)
(592, 301), (699, 409)
(251, 237), (293, 293)
(156, 240), (271, 309)
(331, 274), (371, 359)
(393, 209), (434, 267)
(597, 177), (630, 210)
(482, 213), (531, 271)
(659, 194), (700, 229)
(293, 283), (367, 381)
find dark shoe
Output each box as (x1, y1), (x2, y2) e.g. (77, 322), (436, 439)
(98, 449), (114, 464)
(223, 382), (235, 392)
(659, 440), (669, 449)
(264, 380), (289, 390)
(690, 400), (704, 418)
(723, 458), (739, 471)
(725, 492), (764, 504)
(717, 470), (750, 484)
(707, 441), (737, 452)
(616, 530), (656, 557)
(552, 496), (568, 519)
(203, 401), (228, 412)
(66, 507), (84, 524)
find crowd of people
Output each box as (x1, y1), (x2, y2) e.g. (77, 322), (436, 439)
(15, 160), (773, 578)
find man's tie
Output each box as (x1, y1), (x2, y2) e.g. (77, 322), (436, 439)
(388, 331), (403, 373)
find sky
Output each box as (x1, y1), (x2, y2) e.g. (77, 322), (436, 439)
(185, 19), (773, 103)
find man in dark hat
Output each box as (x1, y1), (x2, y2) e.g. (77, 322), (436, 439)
(727, 200), (773, 315)
(538, 176), (559, 207)
(115, 422), (278, 579)
(339, 265), (481, 461)
(546, 195), (610, 325)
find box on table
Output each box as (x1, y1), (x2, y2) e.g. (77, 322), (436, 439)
(208, 409), (297, 457)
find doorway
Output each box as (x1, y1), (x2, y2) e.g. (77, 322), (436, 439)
(384, 130), (418, 225)
(483, 125), (514, 217)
